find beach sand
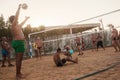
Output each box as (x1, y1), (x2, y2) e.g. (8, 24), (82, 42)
(0, 47), (120, 80)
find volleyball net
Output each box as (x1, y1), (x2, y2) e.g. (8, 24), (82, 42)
(28, 9), (120, 57)
(28, 29), (112, 57)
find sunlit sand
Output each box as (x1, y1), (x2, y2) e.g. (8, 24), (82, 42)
(0, 47), (120, 80)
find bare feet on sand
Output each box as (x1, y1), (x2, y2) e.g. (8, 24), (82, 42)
(16, 73), (25, 80)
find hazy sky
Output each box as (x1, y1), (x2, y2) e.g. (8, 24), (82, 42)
(0, 0), (120, 27)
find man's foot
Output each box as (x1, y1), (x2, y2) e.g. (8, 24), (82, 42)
(75, 58), (78, 64)
(16, 74), (25, 80)
(118, 49), (120, 52)
(8, 64), (14, 67)
(78, 52), (83, 55)
(81, 52), (84, 55)
(114, 50), (118, 52)
(1, 65), (6, 67)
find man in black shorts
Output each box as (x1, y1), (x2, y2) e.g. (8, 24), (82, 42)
(35, 37), (43, 59)
(53, 48), (78, 67)
(96, 33), (105, 51)
(53, 48), (66, 67)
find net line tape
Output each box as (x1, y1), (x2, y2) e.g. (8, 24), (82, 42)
(73, 62), (120, 80)
(43, 29), (104, 43)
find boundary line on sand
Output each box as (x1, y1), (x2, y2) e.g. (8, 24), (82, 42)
(73, 62), (120, 80)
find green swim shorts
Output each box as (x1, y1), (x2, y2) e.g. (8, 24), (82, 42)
(12, 40), (25, 53)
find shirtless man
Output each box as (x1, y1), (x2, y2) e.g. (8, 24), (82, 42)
(35, 37), (43, 59)
(118, 31), (120, 43)
(53, 48), (66, 67)
(75, 37), (83, 55)
(81, 37), (85, 50)
(53, 48), (78, 67)
(9, 4), (29, 79)
(111, 25), (120, 52)
(96, 33), (105, 51)
(1, 36), (14, 67)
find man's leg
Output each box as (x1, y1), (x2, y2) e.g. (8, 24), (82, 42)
(7, 53), (14, 67)
(34, 50), (38, 58)
(102, 45), (105, 50)
(39, 49), (42, 59)
(66, 56), (78, 63)
(100, 41), (105, 50)
(1, 56), (6, 67)
(36, 49), (40, 59)
(92, 42), (96, 51)
(78, 46), (83, 55)
(16, 53), (24, 79)
(116, 40), (120, 51)
(94, 43), (97, 51)
(96, 42), (99, 51)
(64, 52), (71, 57)
(77, 46), (80, 55)
(112, 41), (118, 52)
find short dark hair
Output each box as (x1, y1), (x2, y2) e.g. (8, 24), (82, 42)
(9, 15), (15, 23)
(57, 48), (61, 52)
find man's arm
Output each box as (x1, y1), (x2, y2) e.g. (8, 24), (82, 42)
(116, 29), (119, 36)
(19, 16), (30, 27)
(12, 4), (21, 26)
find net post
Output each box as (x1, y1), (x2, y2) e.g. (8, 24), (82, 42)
(28, 34), (33, 58)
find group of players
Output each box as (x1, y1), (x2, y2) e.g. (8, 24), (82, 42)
(0, 4), (120, 80)
(0, 3), (80, 79)
(53, 45), (78, 67)
(91, 24), (120, 52)
(53, 24), (120, 67)
(32, 36), (82, 67)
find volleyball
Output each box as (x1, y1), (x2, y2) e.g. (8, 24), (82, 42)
(22, 3), (28, 10)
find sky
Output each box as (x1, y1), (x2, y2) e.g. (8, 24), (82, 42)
(0, 0), (120, 28)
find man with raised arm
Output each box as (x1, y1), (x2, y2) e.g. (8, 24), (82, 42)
(9, 4), (29, 80)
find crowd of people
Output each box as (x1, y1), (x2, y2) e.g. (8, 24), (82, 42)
(0, 4), (120, 80)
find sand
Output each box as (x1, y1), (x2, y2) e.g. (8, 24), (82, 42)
(0, 47), (120, 80)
